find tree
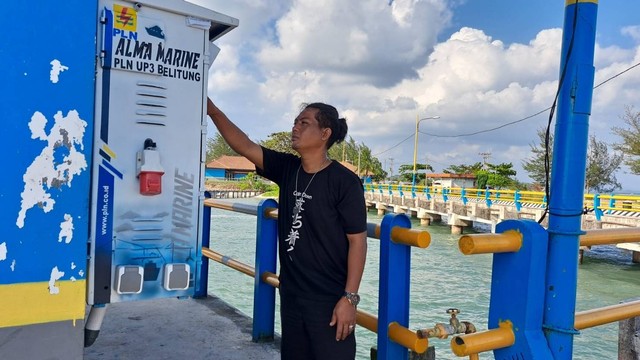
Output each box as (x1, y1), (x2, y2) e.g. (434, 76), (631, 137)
(260, 131), (295, 154)
(586, 136), (623, 193)
(329, 138), (387, 181)
(397, 163), (433, 184)
(352, 145), (387, 181)
(443, 162), (483, 175)
(486, 162), (517, 188)
(259, 133), (388, 181)
(475, 171), (488, 189)
(442, 162), (516, 189)
(206, 133), (237, 161)
(523, 127), (623, 192)
(612, 105), (640, 174)
(522, 128), (552, 185)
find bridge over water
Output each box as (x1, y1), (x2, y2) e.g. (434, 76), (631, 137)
(364, 184), (640, 262)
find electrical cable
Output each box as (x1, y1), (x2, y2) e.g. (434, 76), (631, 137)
(373, 59), (640, 157)
(372, 1), (639, 194)
(373, 133), (415, 156)
(538, 0), (578, 224)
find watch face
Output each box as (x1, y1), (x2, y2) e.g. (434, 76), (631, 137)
(352, 294), (360, 305)
(348, 293), (360, 306)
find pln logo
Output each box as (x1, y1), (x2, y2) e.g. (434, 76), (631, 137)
(114, 4), (137, 31)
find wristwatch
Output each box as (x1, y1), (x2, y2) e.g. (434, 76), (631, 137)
(343, 291), (360, 307)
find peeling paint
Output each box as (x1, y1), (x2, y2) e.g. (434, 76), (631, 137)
(10, 260), (16, 271)
(0, 242), (6, 261)
(29, 111), (48, 140)
(58, 214), (74, 243)
(71, 262), (76, 269)
(17, 110), (88, 228)
(49, 59), (68, 83)
(78, 270), (84, 277)
(48, 266), (64, 294)
(70, 276), (77, 281)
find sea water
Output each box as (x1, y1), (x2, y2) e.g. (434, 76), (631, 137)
(207, 199), (640, 359)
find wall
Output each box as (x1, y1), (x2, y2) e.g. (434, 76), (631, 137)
(206, 168), (226, 178)
(0, 1), (97, 359)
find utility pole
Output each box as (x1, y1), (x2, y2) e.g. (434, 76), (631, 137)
(388, 157), (394, 180)
(357, 143), (362, 177)
(479, 152), (492, 170)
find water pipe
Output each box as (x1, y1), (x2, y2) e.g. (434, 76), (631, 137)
(84, 304), (107, 347)
(417, 308), (477, 340)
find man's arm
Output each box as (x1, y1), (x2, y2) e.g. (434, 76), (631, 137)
(344, 231), (367, 295)
(330, 231), (367, 341)
(207, 98), (263, 169)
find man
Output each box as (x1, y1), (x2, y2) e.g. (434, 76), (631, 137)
(207, 98), (367, 359)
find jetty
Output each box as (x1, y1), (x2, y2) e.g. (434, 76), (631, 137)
(83, 295), (280, 360)
(3, 1), (640, 360)
(208, 189), (263, 199)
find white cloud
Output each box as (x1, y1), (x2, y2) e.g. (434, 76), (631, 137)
(257, 0), (449, 87)
(198, 0), (640, 189)
(621, 25), (640, 42)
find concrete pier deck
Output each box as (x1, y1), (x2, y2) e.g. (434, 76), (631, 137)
(84, 295), (280, 360)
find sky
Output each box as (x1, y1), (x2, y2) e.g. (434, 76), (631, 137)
(191, 0), (640, 192)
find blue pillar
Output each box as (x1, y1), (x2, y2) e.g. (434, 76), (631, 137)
(607, 195), (615, 214)
(544, 1), (598, 358)
(377, 214), (412, 360)
(252, 198), (279, 342)
(195, 191), (212, 298)
(485, 187), (492, 208)
(593, 194), (602, 221)
(490, 220), (552, 359)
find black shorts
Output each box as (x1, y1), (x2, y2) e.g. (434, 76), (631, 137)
(280, 293), (356, 360)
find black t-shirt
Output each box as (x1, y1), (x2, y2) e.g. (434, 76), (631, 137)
(256, 147), (367, 301)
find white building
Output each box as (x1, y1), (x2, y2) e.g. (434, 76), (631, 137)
(426, 173), (476, 188)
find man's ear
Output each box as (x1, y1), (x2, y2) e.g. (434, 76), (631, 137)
(322, 128), (332, 141)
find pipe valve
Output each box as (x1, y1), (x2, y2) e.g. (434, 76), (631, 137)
(417, 308), (476, 340)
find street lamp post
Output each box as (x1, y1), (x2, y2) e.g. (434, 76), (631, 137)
(412, 114), (440, 188)
(357, 143), (362, 178)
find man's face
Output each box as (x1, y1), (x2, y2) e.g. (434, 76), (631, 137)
(291, 107), (329, 152)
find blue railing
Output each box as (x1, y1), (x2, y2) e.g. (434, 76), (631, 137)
(200, 197), (640, 359)
(364, 183), (640, 215)
(201, 198), (430, 359)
